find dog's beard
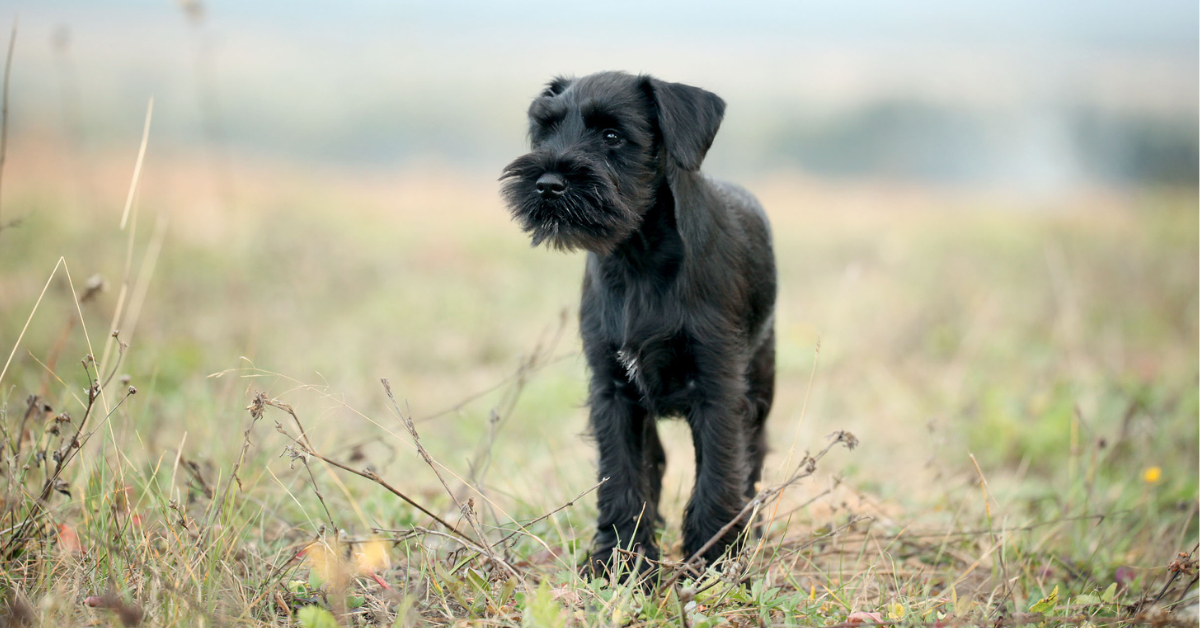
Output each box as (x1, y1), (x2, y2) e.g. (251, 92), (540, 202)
(500, 151), (644, 254)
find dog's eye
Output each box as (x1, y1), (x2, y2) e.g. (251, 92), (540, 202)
(602, 129), (622, 146)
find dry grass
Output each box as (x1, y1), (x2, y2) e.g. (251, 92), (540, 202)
(0, 139), (1196, 626)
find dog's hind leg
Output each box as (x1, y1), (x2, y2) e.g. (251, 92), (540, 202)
(743, 328), (775, 539)
(744, 327), (775, 502)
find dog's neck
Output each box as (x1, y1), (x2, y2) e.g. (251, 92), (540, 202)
(599, 181), (684, 279)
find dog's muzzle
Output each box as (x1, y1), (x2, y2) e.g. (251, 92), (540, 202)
(500, 150), (641, 252)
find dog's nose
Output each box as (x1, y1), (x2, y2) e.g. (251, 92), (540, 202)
(536, 173), (567, 198)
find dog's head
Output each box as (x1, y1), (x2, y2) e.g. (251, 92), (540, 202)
(501, 71), (725, 254)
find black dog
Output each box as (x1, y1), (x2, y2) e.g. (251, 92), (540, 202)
(501, 72), (776, 577)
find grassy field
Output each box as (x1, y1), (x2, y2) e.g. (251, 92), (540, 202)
(0, 144), (1197, 627)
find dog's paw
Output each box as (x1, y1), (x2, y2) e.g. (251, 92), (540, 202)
(580, 544), (660, 585)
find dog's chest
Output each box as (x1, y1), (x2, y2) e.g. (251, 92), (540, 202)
(618, 333), (696, 410)
(604, 284), (698, 410)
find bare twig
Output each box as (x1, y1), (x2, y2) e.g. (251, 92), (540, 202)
(1146, 544), (1199, 610)
(9, 394), (40, 458)
(1174, 576), (1198, 606)
(45, 382), (137, 503)
(205, 393), (265, 533)
(466, 313), (567, 487)
(100, 331), (128, 389)
(3, 361), (136, 557)
(491, 477), (607, 549)
(407, 526), (521, 580)
(256, 392), (468, 543)
(259, 395), (314, 450)
(300, 460), (336, 531)
(414, 350), (576, 424)
(315, 448), (466, 543)
(377, 477), (606, 579)
(38, 359), (100, 503)
(382, 378), (492, 558)
(769, 485), (837, 521)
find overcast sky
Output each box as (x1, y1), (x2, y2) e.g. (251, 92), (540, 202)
(4, 1), (1196, 185)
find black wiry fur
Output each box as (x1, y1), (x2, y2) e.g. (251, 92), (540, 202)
(501, 72), (777, 579)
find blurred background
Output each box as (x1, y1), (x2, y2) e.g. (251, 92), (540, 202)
(0, 1), (1196, 528)
(5, 0), (1198, 187)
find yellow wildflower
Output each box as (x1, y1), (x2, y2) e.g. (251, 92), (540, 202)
(1142, 466), (1162, 484)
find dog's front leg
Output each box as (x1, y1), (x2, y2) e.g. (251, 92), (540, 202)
(586, 375), (659, 578)
(682, 379), (750, 569)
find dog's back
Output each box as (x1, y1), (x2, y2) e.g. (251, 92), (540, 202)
(709, 176), (776, 348)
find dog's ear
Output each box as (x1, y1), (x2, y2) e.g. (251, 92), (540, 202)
(542, 76), (573, 97)
(642, 77), (726, 171)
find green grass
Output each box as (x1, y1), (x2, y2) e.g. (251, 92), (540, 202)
(0, 160), (1196, 627)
